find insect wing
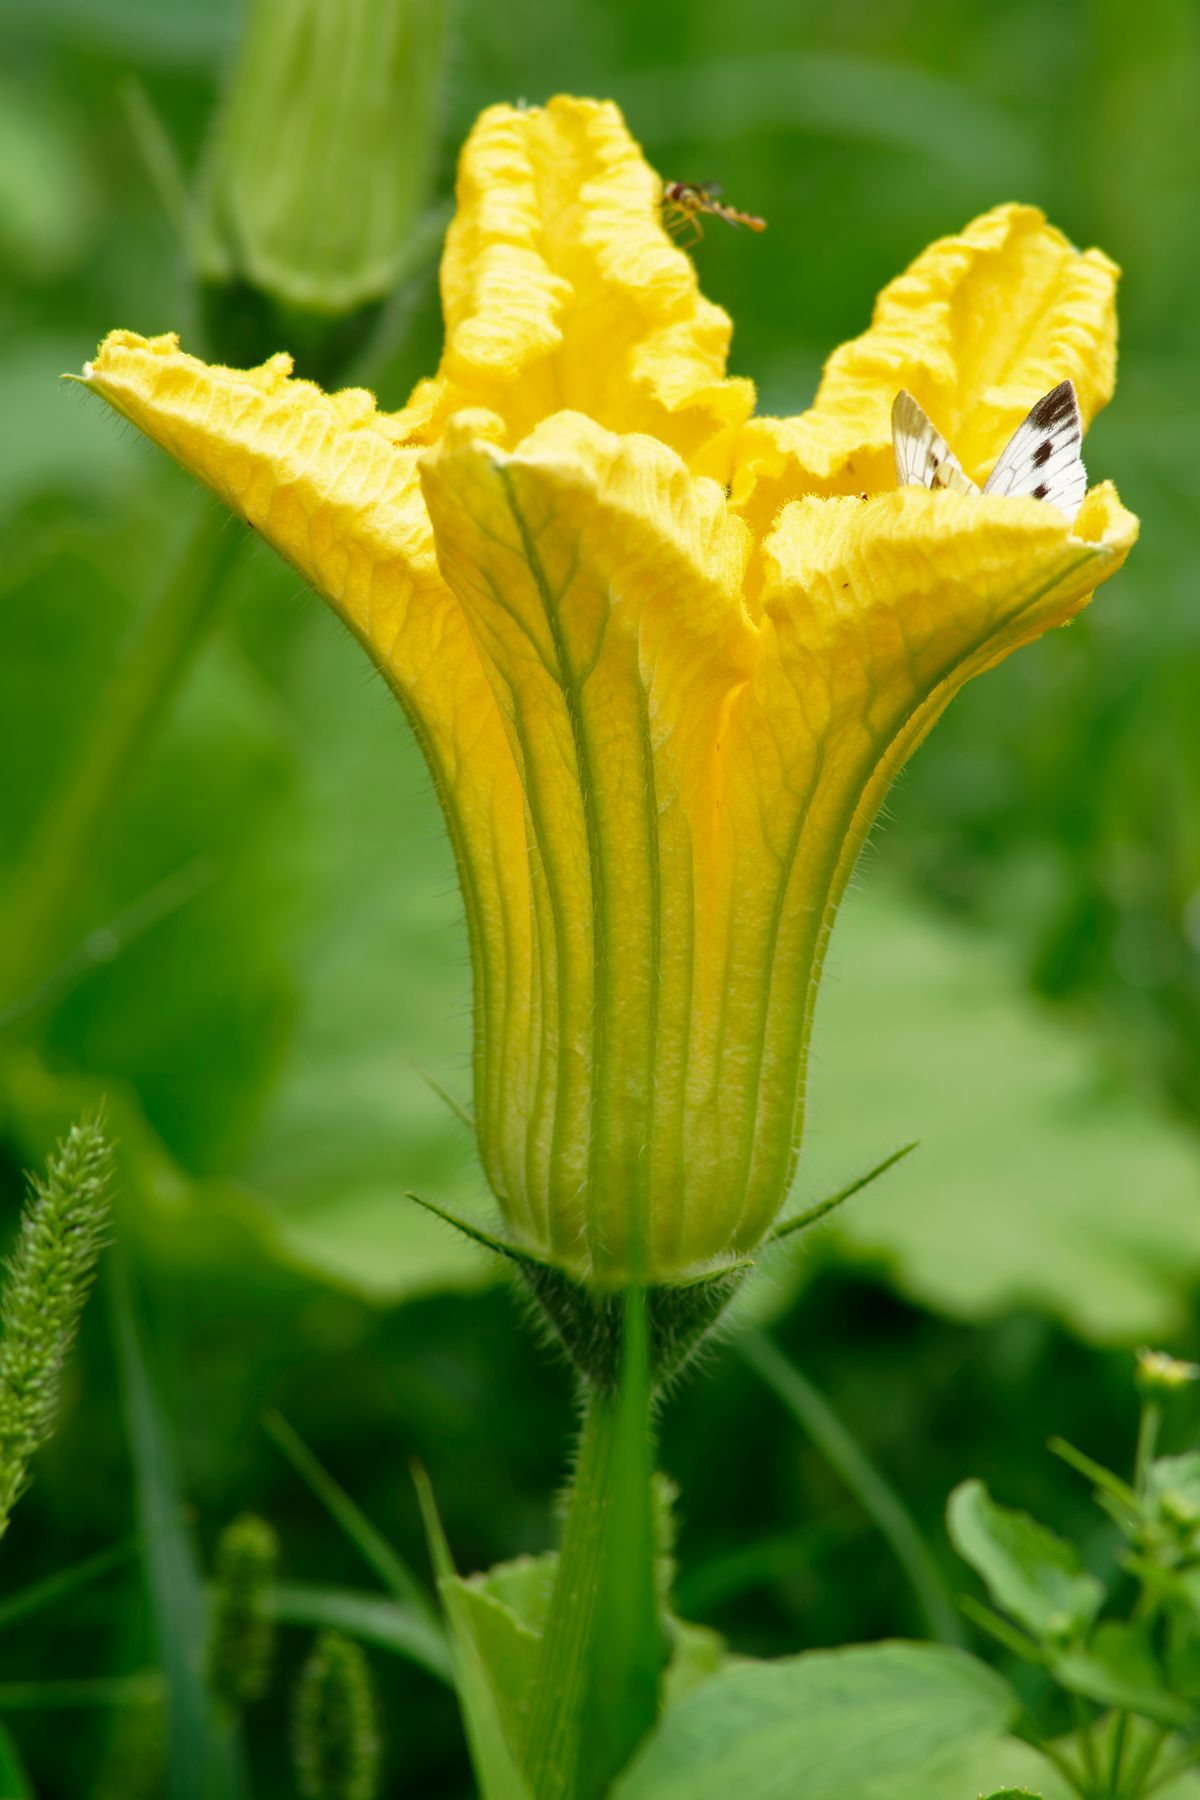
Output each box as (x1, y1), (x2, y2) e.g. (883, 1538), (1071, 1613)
(982, 380), (1087, 523)
(891, 391), (978, 494)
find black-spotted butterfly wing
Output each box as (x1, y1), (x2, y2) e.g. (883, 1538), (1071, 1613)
(981, 379), (1087, 523)
(891, 391), (978, 495)
(892, 380), (1088, 524)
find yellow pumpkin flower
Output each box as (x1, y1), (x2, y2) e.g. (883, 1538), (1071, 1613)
(80, 96), (1136, 1299)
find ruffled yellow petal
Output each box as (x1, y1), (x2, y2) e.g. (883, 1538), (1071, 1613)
(77, 108), (1140, 1288)
(705, 480), (1137, 1258)
(393, 96), (755, 475)
(733, 203), (1119, 537)
(81, 329), (532, 1207)
(420, 412), (757, 1276)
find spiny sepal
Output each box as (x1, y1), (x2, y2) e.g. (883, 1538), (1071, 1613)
(404, 1192), (748, 1389)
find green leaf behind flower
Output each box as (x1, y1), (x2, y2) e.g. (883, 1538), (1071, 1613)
(946, 1479), (1104, 1642)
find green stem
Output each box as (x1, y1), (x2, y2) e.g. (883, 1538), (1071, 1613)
(0, 505), (244, 1018)
(1135, 1401), (1161, 1496)
(1108, 1711), (1130, 1796)
(738, 1329), (964, 1647)
(1121, 1726), (1168, 1799)
(523, 1294), (660, 1800)
(1071, 1692), (1101, 1793)
(1143, 1738), (1200, 1798)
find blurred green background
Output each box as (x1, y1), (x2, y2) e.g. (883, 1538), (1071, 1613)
(1, 0), (1199, 1793)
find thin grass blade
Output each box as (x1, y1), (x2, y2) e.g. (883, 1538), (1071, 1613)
(108, 1250), (242, 1800)
(739, 1329), (962, 1646)
(262, 1408), (437, 1621)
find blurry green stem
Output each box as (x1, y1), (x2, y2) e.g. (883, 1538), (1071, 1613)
(0, 506), (244, 1018)
(1070, 1693), (1101, 1790)
(1135, 1400), (1161, 1495)
(738, 1329), (964, 1647)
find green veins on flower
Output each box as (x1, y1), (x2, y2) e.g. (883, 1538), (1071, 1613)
(80, 95), (1137, 1290)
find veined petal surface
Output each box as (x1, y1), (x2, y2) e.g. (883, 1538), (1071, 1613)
(78, 98), (1139, 1285)
(82, 330), (533, 1209)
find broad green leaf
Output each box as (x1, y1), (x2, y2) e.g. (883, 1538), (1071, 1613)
(783, 886), (1200, 1342)
(612, 1641), (1017, 1800)
(1147, 1453), (1200, 1530)
(266, 1583), (451, 1685)
(661, 1618), (725, 1708)
(445, 1572), (543, 1746)
(413, 1465), (533, 1800)
(946, 1480), (1103, 1641)
(1051, 1620), (1192, 1726)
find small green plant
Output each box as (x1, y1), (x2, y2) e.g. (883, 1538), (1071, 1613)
(207, 1512), (279, 1711)
(0, 1113), (114, 1540)
(950, 1348), (1200, 1799)
(293, 1629), (382, 1800)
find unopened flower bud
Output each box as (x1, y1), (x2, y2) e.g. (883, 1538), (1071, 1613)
(207, 1512), (279, 1708)
(1136, 1347), (1200, 1396)
(194, 0), (448, 364)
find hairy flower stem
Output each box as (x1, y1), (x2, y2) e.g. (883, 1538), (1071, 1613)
(523, 1292), (662, 1799)
(0, 504), (244, 1020)
(0, 1116), (114, 1538)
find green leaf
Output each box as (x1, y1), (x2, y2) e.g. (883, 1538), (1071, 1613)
(612, 1641), (1018, 1800)
(946, 1480), (1104, 1641)
(1051, 1620), (1193, 1727)
(412, 1464), (533, 1800)
(788, 886), (1200, 1342)
(1147, 1453), (1200, 1530)
(266, 1583), (452, 1686)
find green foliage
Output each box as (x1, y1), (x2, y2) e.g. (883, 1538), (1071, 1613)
(109, 1249), (242, 1800)
(947, 1480), (1104, 1642)
(612, 1642), (1018, 1799)
(5, 0), (1200, 1794)
(293, 1630), (382, 1800)
(949, 1362), (1200, 1798)
(207, 1513), (279, 1710)
(0, 1113), (113, 1536)
(791, 888), (1200, 1342)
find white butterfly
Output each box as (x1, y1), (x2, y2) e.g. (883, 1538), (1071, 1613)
(892, 380), (1087, 524)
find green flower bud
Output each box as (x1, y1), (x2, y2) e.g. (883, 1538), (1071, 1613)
(294, 1630), (381, 1800)
(1136, 1347), (1200, 1396)
(194, 0), (449, 366)
(207, 1512), (279, 1708)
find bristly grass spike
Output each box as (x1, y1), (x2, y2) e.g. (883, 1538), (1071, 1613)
(662, 179), (767, 247)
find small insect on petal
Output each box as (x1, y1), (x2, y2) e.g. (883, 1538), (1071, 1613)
(893, 381), (1088, 524)
(662, 179), (768, 246)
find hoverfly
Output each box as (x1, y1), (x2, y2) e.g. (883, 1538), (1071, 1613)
(662, 180), (767, 247)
